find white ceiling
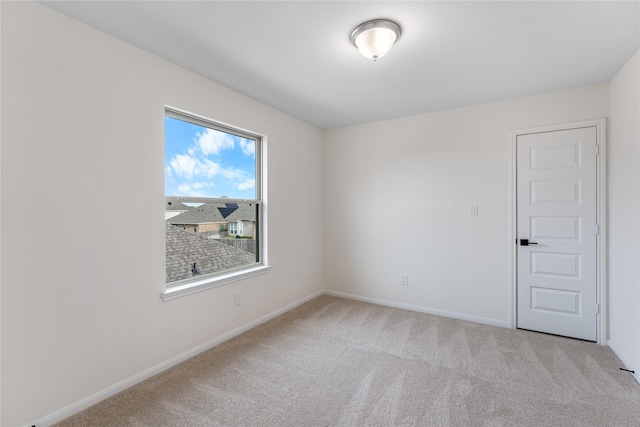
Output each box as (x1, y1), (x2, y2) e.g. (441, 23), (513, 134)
(41, 1), (639, 129)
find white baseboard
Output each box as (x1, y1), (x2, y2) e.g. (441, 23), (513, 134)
(607, 340), (640, 385)
(30, 290), (324, 427)
(324, 290), (511, 329)
(30, 289), (511, 426)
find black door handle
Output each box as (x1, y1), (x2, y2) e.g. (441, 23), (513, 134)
(520, 239), (538, 246)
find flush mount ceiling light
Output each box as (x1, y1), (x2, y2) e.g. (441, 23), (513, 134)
(351, 19), (401, 61)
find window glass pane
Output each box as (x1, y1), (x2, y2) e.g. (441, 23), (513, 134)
(165, 116), (256, 199)
(166, 201), (259, 283)
(164, 111), (261, 286)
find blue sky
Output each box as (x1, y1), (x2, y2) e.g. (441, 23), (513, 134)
(165, 117), (256, 199)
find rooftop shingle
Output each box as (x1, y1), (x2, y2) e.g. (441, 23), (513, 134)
(168, 203), (256, 225)
(165, 223), (256, 283)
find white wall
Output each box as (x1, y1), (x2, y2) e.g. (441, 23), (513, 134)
(0, 2), (324, 426)
(324, 85), (609, 326)
(0, 3), (3, 424)
(608, 50), (640, 382)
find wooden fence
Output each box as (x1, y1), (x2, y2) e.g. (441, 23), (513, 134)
(213, 238), (256, 254)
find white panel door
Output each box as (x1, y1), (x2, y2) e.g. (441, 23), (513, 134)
(517, 127), (598, 341)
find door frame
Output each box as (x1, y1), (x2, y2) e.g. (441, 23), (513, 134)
(508, 118), (607, 345)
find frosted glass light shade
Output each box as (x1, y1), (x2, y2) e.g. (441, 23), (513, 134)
(351, 19), (401, 61)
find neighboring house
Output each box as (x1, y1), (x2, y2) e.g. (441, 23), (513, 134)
(164, 200), (193, 220)
(224, 203), (257, 239)
(167, 202), (256, 238)
(165, 223), (256, 283)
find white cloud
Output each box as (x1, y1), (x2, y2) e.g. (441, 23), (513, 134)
(170, 154), (197, 178)
(219, 167), (246, 181)
(169, 154), (222, 179)
(167, 125), (256, 198)
(176, 184), (213, 197)
(238, 178), (255, 191)
(196, 128), (235, 156)
(195, 158), (218, 177)
(191, 182), (215, 190)
(239, 139), (255, 157)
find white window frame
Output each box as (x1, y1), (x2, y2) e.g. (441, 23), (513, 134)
(162, 106), (269, 301)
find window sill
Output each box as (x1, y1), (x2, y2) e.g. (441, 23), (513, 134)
(161, 265), (271, 302)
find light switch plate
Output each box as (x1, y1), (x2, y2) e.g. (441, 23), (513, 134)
(469, 204), (478, 216)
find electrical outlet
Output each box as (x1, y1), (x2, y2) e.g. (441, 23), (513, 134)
(469, 204), (478, 216)
(401, 275), (409, 286)
(235, 293), (242, 306)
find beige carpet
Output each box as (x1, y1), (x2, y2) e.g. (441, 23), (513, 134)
(56, 295), (640, 426)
